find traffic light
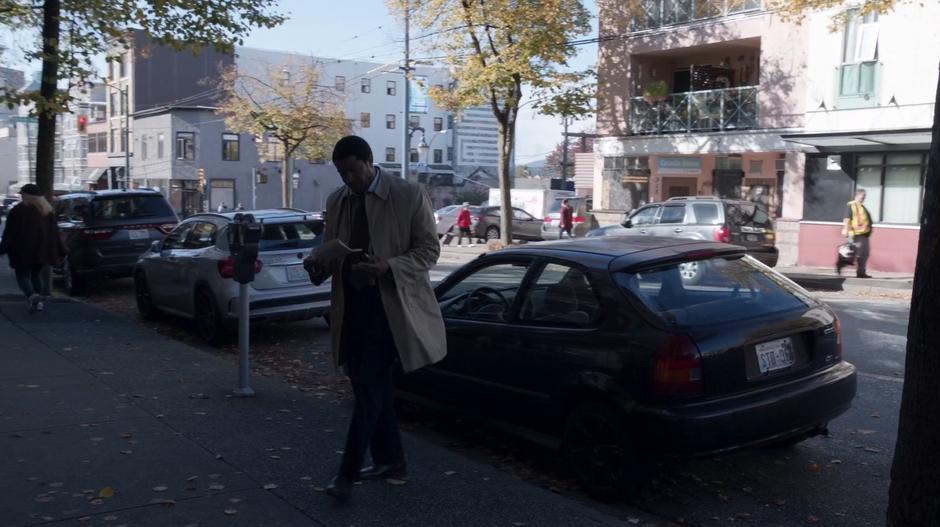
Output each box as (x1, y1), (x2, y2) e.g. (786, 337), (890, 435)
(77, 115), (87, 133)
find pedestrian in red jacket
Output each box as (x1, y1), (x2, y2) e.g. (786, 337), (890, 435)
(559, 199), (574, 239)
(457, 203), (475, 247)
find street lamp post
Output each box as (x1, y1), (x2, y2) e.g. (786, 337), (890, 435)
(406, 125), (425, 179)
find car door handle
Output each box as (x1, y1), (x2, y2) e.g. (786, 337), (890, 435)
(639, 229), (647, 234)
(673, 228), (683, 233)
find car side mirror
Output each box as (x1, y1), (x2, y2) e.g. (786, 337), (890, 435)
(150, 240), (163, 253)
(311, 221), (325, 236)
(623, 218), (633, 228)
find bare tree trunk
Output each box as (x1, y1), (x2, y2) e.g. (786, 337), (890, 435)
(36, 0), (61, 200)
(887, 62), (940, 527)
(281, 141), (290, 208)
(497, 119), (514, 245)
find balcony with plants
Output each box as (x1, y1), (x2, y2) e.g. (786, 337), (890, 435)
(627, 46), (761, 135)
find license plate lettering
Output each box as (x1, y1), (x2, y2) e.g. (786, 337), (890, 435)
(756, 338), (795, 374)
(128, 229), (149, 240)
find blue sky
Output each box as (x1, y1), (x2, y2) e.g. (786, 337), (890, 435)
(0, 0), (599, 164)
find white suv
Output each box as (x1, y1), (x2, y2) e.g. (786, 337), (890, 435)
(134, 209), (329, 344)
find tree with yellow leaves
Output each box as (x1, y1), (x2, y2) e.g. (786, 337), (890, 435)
(217, 60), (351, 208)
(389, 0), (592, 244)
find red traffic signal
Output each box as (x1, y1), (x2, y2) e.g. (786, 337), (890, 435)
(77, 115), (87, 133)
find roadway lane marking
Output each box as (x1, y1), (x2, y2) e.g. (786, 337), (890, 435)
(857, 371), (904, 383)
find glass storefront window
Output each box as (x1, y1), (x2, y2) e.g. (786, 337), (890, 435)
(852, 152), (926, 225)
(883, 165), (922, 223)
(856, 166), (882, 222)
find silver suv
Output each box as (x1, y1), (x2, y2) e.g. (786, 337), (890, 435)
(588, 197), (778, 281)
(134, 209), (329, 344)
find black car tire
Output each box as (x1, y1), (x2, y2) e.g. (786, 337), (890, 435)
(323, 312), (331, 328)
(134, 271), (159, 320)
(563, 401), (641, 502)
(194, 287), (231, 345)
(62, 257), (85, 296)
(485, 226), (500, 240)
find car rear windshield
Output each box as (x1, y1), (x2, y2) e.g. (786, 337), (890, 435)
(91, 195), (174, 221)
(259, 221), (322, 251)
(725, 202), (773, 229)
(615, 256), (812, 327)
(547, 199), (581, 214)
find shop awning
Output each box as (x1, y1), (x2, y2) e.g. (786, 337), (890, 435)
(781, 128), (932, 151)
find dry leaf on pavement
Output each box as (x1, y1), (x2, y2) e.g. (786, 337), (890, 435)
(97, 487), (115, 498)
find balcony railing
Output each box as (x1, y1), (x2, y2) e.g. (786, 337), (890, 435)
(633, 0), (761, 30)
(628, 86), (758, 135)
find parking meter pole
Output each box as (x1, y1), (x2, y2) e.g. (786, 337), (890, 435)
(235, 281), (254, 396)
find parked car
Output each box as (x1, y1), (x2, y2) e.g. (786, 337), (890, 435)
(541, 196), (597, 239)
(472, 206), (544, 242)
(400, 237), (856, 500)
(134, 209), (330, 344)
(1, 196), (20, 216)
(588, 197), (779, 283)
(54, 190), (179, 295)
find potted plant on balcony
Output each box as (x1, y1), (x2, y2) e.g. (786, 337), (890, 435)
(643, 81), (670, 104)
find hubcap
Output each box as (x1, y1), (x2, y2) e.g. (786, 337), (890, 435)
(486, 227), (499, 240)
(679, 261), (699, 280)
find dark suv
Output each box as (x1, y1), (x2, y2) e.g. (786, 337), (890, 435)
(54, 190), (178, 295)
(588, 197), (778, 273)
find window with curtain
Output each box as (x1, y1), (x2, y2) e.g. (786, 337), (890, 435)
(853, 153), (926, 225)
(840, 10), (879, 98)
(856, 155), (882, 222)
(385, 147), (395, 162)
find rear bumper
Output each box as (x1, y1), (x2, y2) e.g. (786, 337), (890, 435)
(633, 361), (857, 456)
(224, 289), (331, 322)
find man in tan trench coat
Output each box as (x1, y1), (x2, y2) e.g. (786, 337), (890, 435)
(305, 135), (446, 500)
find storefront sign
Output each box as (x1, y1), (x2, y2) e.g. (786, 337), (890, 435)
(657, 156), (702, 174)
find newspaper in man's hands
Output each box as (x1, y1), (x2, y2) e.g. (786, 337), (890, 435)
(307, 239), (364, 270)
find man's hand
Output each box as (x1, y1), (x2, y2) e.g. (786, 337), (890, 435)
(841, 229), (847, 237)
(353, 254), (389, 276)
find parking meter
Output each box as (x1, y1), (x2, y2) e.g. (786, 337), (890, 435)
(228, 213), (262, 284)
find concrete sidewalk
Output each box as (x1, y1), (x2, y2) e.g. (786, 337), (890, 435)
(0, 261), (644, 527)
(438, 244), (914, 293)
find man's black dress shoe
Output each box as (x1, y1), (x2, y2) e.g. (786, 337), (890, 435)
(857, 273), (872, 279)
(358, 461), (407, 480)
(325, 475), (353, 501)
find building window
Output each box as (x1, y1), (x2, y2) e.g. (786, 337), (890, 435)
(409, 115), (420, 129)
(265, 139), (284, 161)
(447, 146), (453, 161)
(386, 114), (396, 129)
(748, 159), (763, 174)
(433, 149), (443, 164)
(387, 81), (396, 96)
(716, 156), (743, 170)
(361, 78), (371, 93)
(176, 131), (195, 160)
(856, 153), (926, 224)
(119, 130), (126, 152)
(840, 10), (879, 99)
(434, 117), (443, 132)
(447, 114), (455, 130)
(360, 112), (371, 128)
(109, 128), (116, 153)
(222, 132), (239, 161)
(410, 149), (419, 163)
(335, 75), (346, 92)
(157, 133), (164, 158)
(385, 147), (396, 163)
(141, 136), (148, 160)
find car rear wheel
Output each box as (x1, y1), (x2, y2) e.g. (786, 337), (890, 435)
(563, 401), (641, 502)
(485, 226), (500, 240)
(134, 271), (159, 320)
(62, 257), (85, 296)
(678, 261), (703, 285)
(194, 287), (230, 345)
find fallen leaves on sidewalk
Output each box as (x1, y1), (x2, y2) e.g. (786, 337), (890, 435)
(97, 486), (114, 498)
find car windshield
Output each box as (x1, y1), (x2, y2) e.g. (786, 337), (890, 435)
(91, 195), (174, 220)
(615, 256), (812, 327)
(547, 199), (579, 214)
(259, 221), (322, 251)
(726, 202), (773, 229)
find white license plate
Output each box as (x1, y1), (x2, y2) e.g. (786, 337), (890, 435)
(745, 234), (759, 242)
(128, 229), (150, 240)
(286, 265), (308, 282)
(756, 337), (795, 374)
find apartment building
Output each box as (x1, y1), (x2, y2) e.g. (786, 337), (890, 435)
(594, 0), (937, 271)
(0, 67), (24, 194)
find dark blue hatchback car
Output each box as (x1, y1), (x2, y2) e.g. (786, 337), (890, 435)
(399, 236), (857, 500)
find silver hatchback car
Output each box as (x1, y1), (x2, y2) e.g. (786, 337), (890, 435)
(134, 209), (330, 344)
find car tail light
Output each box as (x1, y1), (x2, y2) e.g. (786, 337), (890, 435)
(714, 225), (731, 243)
(653, 334), (704, 397)
(474, 216), (483, 223)
(834, 316), (843, 359)
(79, 228), (115, 241)
(157, 223), (177, 235)
(573, 216), (585, 224)
(217, 256), (262, 279)
(544, 216), (552, 223)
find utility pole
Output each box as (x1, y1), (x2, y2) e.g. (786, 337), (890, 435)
(401, 0), (410, 180)
(123, 87), (130, 189)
